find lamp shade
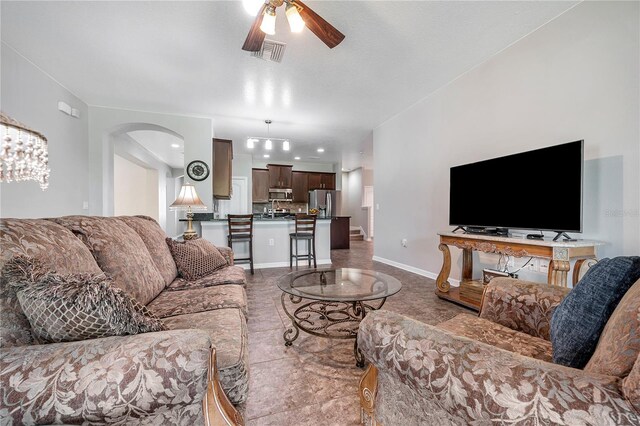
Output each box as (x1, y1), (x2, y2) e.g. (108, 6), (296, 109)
(260, 6), (276, 35)
(170, 183), (207, 210)
(286, 4), (305, 33)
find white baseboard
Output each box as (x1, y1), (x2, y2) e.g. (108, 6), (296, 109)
(372, 256), (460, 286)
(238, 259), (332, 270)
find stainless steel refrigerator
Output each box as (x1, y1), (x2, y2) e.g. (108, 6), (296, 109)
(308, 190), (336, 218)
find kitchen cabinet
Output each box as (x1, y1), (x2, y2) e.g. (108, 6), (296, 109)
(212, 138), (233, 199)
(292, 171), (309, 203)
(308, 172), (336, 190)
(321, 173), (336, 190)
(267, 164), (293, 188)
(307, 173), (322, 190)
(252, 169), (269, 203)
(330, 216), (350, 250)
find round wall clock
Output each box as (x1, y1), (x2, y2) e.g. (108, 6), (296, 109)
(186, 160), (210, 181)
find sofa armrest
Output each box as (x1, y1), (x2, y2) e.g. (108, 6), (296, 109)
(218, 246), (234, 265)
(480, 277), (569, 340)
(358, 310), (639, 425)
(0, 330), (212, 425)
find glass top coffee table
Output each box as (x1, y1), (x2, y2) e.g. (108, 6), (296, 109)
(277, 268), (402, 367)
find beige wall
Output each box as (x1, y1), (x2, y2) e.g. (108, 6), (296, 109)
(374, 1), (639, 282)
(0, 45), (90, 218)
(113, 154), (159, 220)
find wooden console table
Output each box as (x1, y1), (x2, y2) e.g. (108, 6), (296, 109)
(436, 232), (600, 311)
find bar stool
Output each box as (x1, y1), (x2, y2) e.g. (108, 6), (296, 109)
(289, 214), (317, 268)
(227, 214), (254, 274)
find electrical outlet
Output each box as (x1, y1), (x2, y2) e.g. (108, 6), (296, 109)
(508, 256), (515, 267)
(268, 238), (275, 246)
(376, 203), (380, 211)
(526, 259), (537, 272)
(82, 201), (89, 210)
(538, 259), (549, 273)
(401, 238), (407, 247)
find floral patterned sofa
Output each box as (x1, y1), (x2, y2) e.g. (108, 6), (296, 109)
(0, 216), (248, 425)
(358, 277), (640, 425)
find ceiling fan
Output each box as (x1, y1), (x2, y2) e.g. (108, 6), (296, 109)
(242, 0), (345, 52)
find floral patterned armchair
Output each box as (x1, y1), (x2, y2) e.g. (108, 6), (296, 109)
(357, 277), (640, 425)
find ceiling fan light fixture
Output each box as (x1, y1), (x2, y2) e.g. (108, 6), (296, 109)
(286, 4), (305, 33)
(260, 6), (277, 35)
(282, 140), (290, 151)
(265, 139), (273, 150)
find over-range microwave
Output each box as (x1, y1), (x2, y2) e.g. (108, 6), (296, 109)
(269, 188), (293, 202)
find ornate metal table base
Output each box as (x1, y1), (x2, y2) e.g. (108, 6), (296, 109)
(281, 293), (385, 368)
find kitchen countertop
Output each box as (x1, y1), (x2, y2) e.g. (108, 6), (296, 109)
(181, 215), (350, 222)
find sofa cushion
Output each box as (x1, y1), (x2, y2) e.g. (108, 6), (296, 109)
(50, 216), (165, 305)
(167, 266), (247, 291)
(586, 279), (640, 377)
(550, 257), (640, 368)
(166, 238), (228, 280)
(437, 313), (553, 362)
(118, 216), (178, 286)
(147, 285), (248, 319)
(622, 354), (640, 413)
(0, 218), (102, 275)
(0, 219), (103, 348)
(163, 308), (249, 404)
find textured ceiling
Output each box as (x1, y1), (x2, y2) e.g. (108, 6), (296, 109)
(1, 1), (576, 169)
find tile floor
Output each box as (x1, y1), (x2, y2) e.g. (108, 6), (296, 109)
(241, 240), (471, 425)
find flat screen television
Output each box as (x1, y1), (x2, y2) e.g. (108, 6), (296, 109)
(449, 140), (583, 233)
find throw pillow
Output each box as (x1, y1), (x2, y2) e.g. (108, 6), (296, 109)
(166, 238), (229, 280)
(5, 256), (166, 343)
(550, 256), (640, 368)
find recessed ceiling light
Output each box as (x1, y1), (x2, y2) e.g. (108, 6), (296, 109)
(171, 143), (180, 148)
(263, 154), (270, 158)
(282, 140), (290, 151)
(294, 156), (301, 160)
(317, 148), (325, 153)
(265, 139), (273, 150)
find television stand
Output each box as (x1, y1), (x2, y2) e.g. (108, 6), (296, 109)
(451, 226), (466, 233)
(553, 231), (576, 242)
(435, 232), (600, 311)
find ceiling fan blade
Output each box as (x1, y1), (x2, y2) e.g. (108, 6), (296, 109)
(293, 0), (345, 49)
(242, 3), (268, 52)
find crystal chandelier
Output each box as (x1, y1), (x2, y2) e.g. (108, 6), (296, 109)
(0, 112), (50, 190)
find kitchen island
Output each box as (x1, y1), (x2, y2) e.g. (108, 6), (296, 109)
(201, 217), (332, 269)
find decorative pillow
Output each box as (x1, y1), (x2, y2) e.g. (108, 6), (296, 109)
(5, 256), (166, 343)
(166, 238), (229, 280)
(586, 278), (640, 377)
(550, 256), (640, 368)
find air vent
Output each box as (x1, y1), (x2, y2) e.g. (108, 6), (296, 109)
(250, 39), (286, 63)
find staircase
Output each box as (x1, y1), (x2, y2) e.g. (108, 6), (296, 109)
(350, 227), (364, 241)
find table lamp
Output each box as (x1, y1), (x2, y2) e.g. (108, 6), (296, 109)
(170, 182), (207, 240)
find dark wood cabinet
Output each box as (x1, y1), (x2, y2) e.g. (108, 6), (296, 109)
(292, 171), (309, 203)
(212, 138), (233, 199)
(308, 172), (336, 190)
(321, 173), (336, 190)
(252, 169), (269, 203)
(307, 173), (322, 190)
(267, 164), (293, 188)
(331, 216), (350, 250)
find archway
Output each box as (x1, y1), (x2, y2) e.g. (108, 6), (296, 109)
(104, 122), (184, 233)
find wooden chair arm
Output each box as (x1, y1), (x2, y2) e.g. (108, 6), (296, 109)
(202, 349), (244, 426)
